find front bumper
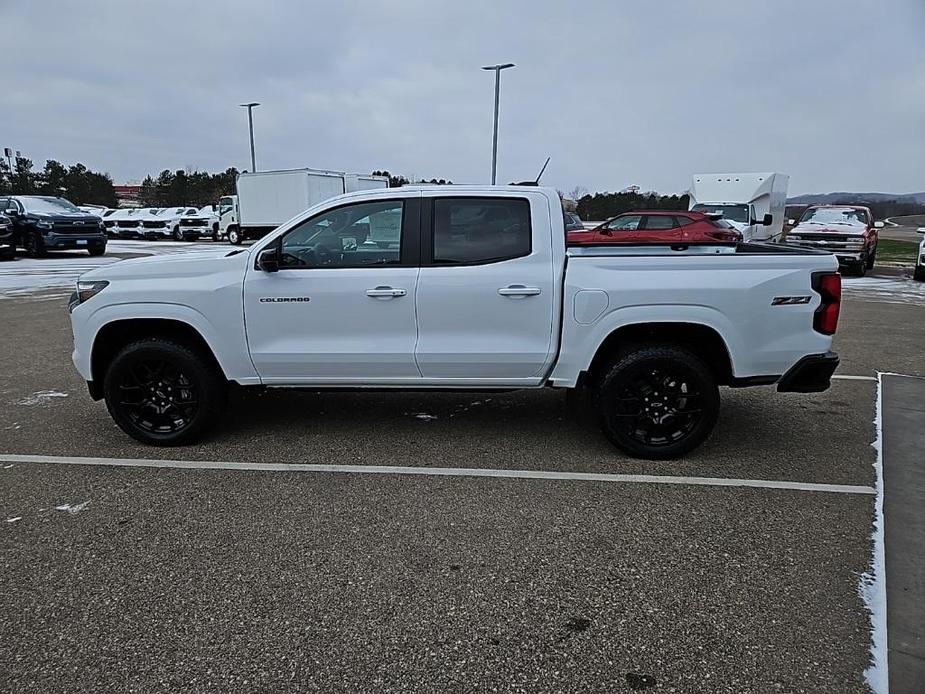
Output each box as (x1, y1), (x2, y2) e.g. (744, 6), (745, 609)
(776, 352), (839, 393)
(43, 232), (107, 249)
(141, 228), (172, 239)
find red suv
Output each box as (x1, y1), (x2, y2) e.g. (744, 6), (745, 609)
(567, 210), (742, 245)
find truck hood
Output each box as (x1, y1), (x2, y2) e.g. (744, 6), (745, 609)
(81, 248), (248, 280)
(30, 211), (102, 224)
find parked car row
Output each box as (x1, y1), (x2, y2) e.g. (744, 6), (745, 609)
(97, 205), (220, 241)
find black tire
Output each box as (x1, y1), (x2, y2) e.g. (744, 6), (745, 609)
(228, 227), (242, 245)
(211, 230), (220, 242)
(593, 344), (720, 460)
(173, 226), (184, 242)
(854, 256), (868, 277)
(88, 245), (106, 257)
(867, 247), (876, 269)
(914, 266), (925, 282)
(24, 232), (47, 258)
(103, 338), (227, 446)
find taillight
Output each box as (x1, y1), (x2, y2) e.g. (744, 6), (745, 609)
(812, 272), (841, 335)
(705, 230), (742, 243)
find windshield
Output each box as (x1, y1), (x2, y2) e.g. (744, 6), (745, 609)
(691, 204), (749, 224)
(21, 196), (80, 214)
(800, 207), (868, 226)
(219, 197), (233, 214)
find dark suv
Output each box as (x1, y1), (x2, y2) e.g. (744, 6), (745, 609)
(0, 195), (107, 257)
(0, 212), (14, 260)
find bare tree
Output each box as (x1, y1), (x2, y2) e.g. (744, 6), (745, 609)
(568, 185), (588, 201)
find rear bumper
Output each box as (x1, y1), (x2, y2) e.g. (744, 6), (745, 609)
(776, 352), (840, 393)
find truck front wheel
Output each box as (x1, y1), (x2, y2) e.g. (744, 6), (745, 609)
(593, 344), (720, 460)
(227, 227), (242, 245)
(103, 338), (227, 446)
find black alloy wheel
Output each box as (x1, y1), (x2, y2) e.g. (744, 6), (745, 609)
(24, 231), (47, 258)
(104, 339), (226, 445)
(595, 345), (720, 459)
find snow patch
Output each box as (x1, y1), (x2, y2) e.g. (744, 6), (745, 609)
(412, 413), (438, 421)
(6, 516), (22, 523)
(16, 390), (69, 406)
(860, 375), (888, 693)
(843, 276), (925, 306)
(55, 501), (91, 514)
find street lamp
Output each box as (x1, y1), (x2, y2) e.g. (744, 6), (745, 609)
(239, 102), (260, 172)
(481, 63), (515, 185)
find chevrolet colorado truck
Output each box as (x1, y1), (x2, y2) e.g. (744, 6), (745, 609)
(68, 186), (841, 459)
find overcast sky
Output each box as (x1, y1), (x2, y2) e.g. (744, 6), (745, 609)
(2, 0), (923, 195)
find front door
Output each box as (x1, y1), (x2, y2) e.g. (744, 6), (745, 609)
(414, 194), (558, 383)
(243, 196), (422, 384)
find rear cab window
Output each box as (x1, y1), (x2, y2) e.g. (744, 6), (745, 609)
(431, 197), (531, 265)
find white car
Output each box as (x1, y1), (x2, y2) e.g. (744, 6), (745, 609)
(69, 185), (842, 458)
(109, 208), (146, 238)
(138, 207), (198, 240)
(915, 228), (925, 282)
(178, 205), (220, 241)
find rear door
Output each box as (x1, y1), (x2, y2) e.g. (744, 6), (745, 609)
(638, 214), (682, 242)
(414, 192), (557, 383)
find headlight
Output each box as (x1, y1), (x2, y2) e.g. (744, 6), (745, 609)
(36, 219), (53, 229)
(68, 280), (109, 313)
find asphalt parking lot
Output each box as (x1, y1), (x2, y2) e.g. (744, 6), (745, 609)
(2, 247), (924, 692)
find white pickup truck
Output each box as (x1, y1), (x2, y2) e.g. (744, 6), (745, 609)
(68, 186), (841, 459)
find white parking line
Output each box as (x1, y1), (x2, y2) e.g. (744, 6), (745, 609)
(0, 453), (875, 496)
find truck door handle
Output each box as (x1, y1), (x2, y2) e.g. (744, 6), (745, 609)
(366, 286), (407, 298)
(498, 285), (542, 297)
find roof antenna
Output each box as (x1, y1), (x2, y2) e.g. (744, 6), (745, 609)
(514, 157), (550, 187)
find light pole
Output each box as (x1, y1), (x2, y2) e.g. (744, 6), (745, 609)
(481, 63), (515, 185)
(239, 102), (260, 172)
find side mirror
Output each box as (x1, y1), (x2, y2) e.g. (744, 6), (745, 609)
(257, 247), (280, 273)
(761, 213), (773, 226)
(873, 221), (884, 229)
(787, 219), (795, 226)
(5, 208), (18, 216)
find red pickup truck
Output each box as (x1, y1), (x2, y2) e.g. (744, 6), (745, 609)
(783, 205), (882, 276)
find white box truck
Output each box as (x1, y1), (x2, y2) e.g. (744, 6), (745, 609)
(219, 169), (387, 244)
(689, 173), (789, 242)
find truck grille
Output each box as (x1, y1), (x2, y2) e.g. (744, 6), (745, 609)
(52, 221), (99, 235)
(181, 218), (208, 227)
(142, 221), (167, 229)
(119, 220), (140, 228)
(793, 233), (851, 242)
(104, 221), (116, 228)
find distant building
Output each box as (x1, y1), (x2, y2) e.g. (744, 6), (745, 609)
(114, 184), (142, 208)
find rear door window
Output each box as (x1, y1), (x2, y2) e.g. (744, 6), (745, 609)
(642, 215), (677, 230)
(432, 198), (531, 265)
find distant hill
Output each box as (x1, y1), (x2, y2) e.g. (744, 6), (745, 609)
(788, 191), (925, 205)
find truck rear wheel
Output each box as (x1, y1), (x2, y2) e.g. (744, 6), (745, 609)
(593, 344), (719, 459)
(103, 338), (227, 446)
